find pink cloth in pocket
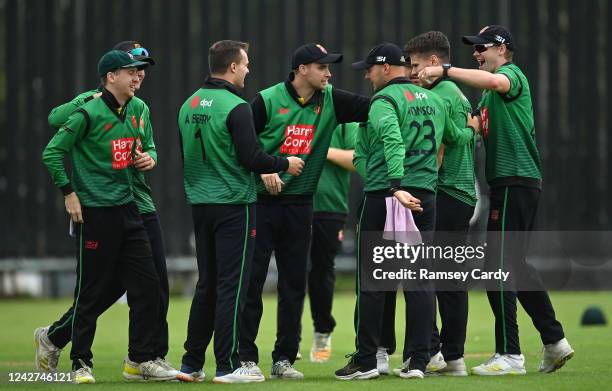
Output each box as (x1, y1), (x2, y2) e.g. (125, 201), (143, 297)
(382, 196), (422, 244)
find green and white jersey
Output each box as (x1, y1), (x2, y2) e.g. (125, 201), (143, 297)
(43, 93), (147, 207)
(179, 86), (256, 204)
(313, 122), (358, 214)
(431, 79), (477, 206)
(48, 89), (157, 213)
(354, 78), (473, 192)
(478, 63), (542, 187)
(256, 82), (338, 196)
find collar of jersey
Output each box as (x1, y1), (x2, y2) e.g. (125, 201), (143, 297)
(101, 88), (131, 122)
(284, 76), (323, 108)
(374, 76), (411, 94)
(429, 75), (458, 90)
(496, 61), (515, 73)
(203, 77), (241, 97)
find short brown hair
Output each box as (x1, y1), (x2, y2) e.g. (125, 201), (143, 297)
(404, 31), (450, 63)
(208, 40), (249, 74)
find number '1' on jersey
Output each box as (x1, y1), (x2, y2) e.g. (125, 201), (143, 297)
(179, 88), (256, 204)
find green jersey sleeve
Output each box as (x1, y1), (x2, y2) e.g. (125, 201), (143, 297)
(342, 122), (358, 150)
(140, 104), (157, 163)
(497, 66), (523, 101)
(441, 102), (473, 147)
(48, 89), (99, 130)
(42, 110), (88, 190)
(370, 98), (404, 183)
(353, 123), (368, 179)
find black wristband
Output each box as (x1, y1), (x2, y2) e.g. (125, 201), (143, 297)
(467, 125), (476, 135)
(60, 183), (74, 196)
(442, 64), (452, 79)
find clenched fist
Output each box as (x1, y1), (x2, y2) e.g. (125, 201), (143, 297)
(286, 156), (305, 176)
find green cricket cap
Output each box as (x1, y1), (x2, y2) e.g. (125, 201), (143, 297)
(98, 50), (149, 77)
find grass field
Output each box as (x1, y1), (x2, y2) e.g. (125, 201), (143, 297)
(1, 291), (611, 390)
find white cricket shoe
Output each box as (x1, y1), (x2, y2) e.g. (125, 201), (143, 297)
(438, 357), (468, 376)
(392, 352), (447, 376)
(241, 361), (264, 376)
(310, 332), (332, 362)
(73, 360), (95, 384)
(471, 353), (526, 376)
(426, 351), (447, 373)
(270, 360), (304, 379)
(123, 358), (181, 381)
(399, 368), (424, 379)
(538, 338), (574, 373)
(213, 364), (265, 383)
(155, 357), (180, 376)
(376, 347), (390, 375)
(34, 326), (62, 373)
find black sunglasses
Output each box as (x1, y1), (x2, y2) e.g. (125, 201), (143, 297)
(473, 43), (499, 53)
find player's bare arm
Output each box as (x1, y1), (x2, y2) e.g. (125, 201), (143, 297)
(419, 66), (510, 94)
(327, 148), (355, 172)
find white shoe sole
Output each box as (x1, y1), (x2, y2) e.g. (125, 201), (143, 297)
(270, 374), (304, 380)
(213, 376), (265, 383)
(471, 368), (526, 376)
(335, 369), (380, 380)
(426, 365), (447, 372)
(74, 377), (96, 384)
(539, 350), (574, 373)
(122, 373), (178, 382)
(400, 373), (424, 379)
(176, 372), (205, 382)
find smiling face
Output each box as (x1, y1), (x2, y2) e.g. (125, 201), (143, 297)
(106, 67), (140, 101)
(232, 49), (250, 89)
(473, 43), (507, 72)
(299, 63), (332, 90)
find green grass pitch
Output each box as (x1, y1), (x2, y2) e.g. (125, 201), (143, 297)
(1, 291), (611, 390)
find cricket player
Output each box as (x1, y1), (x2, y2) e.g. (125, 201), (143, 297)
(308, 122), (358, 363)
(41, 50), (178, 383)
(35, 41), (181, 381)
(335, 42), (477, 381)
(239, 43), (370, 379)
(398, 30), (477, 376)
(419, 25), (574, 375)
(177, 40), (304, 384)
